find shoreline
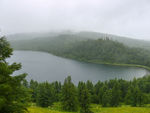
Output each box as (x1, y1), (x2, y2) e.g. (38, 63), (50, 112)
(14, 49), (150, 74)
(87, 60), (150, 73)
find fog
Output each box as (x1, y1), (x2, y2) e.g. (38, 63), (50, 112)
(0, 0), (150, 40)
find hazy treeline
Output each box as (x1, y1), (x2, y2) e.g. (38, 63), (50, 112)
(25, 75), (150, 109)
(11, 36), (150, 68)
(9, 32), (150, 50)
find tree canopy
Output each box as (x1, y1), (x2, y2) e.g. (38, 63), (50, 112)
(0, 37), (29, 113)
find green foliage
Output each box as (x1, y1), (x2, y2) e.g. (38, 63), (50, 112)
(0, 37), (30, 113)
(61, 76), (79, 112)
(52, 81), (62, 102)
(36, 82), (55, 107)
(78, 82), (92, 113)
(29, 79), (38, 102)
(28, 75), (150, 110)
(86, 80), (94, 103)
(101, 89), (112, 107)
(111, 81), (121, 107)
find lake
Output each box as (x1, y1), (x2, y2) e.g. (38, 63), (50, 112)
(8, 51), (149, 84)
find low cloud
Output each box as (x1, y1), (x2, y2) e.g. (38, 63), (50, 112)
(0, 0), (150, 40)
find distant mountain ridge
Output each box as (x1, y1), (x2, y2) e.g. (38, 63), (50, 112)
(8, 31), (150, 50)
(76, 31), (150, 50)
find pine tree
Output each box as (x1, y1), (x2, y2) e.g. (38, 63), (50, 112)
(0, 37), (29, 113)
(52, 81), (61, 102)
(125, 86), (133, 105)
(61, 76), (78, 111)
(23, 79), (29, 88)
(78, 82), (92, 113)
(36, 82), (55, 107)
(93, 81), (103, 104)
(29, 79), (38, 102)
(110, 82), (121, 107)
(78, 81), (85, 103)
(86, 80), (94, 102)
(102, 89), (112, 107)
(98, 85), (107, 104)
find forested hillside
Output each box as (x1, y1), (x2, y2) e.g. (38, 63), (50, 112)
(10, 34), (88, 55)
(76, 31), (150, 50)
(9, 31), (150, 50)
(10, 35), (150, 69)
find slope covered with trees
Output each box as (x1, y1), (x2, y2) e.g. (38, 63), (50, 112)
(9, 31), (150, 50)
(10, 36), (150, 69)
(60, 38), (150, 68)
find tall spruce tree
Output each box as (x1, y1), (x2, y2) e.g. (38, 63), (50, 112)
(93, 81), (102, 104)
(86, 80), (94, 102)
(52, 81), (61, 102)
(102, 89), (112, 107)
(29, 79), (38, 102)
(0, 37), (29, 113)
(36, 82), (55, 107)
(78, 82), (92, 113)
(110, 82), (121, 107)
(61, 76), (78, 112)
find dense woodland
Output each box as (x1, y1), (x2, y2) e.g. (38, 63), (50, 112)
(1, 37), (150, 113)
(27, 75), (150, 109)
(11, 35), (150, 68)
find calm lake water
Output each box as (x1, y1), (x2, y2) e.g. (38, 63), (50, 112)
(8, 51), (149, 84)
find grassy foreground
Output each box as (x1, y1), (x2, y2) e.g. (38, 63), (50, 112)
(27, 104), (150, 113)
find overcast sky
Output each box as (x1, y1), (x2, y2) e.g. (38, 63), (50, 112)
(0, 0), (150, 40)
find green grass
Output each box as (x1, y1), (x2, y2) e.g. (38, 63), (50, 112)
(91, 104), (150, 113)
(27, 103), (150, 113)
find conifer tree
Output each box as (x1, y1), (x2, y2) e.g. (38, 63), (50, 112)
(86, 80), (94, 102)
(52, 81), (61, 102)
(0, 37), (29, 113)
(110, 82), (121, 107)
(102, 89), (112, 107)
(61, 76), (78, 111)
(125, 86), (133, 105)
(29, 79), (38, 102)
(93, 81), (102, 104)
(36, 82), (55, 107)
(78, 82), (92, 113)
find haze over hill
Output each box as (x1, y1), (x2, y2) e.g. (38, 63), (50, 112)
(1, 0), (150, 40)
(9, 31), (150, 71)
(9, 31), (150, 50)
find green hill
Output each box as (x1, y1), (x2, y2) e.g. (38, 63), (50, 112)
(76, 31), (150, 50)
(10, 33), (150, 69)
(8, 31), (150, 50)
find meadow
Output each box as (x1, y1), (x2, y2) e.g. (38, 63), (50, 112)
(27, 104), (150, 113)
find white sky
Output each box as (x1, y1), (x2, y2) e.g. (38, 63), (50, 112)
(0, 0), (150, 40)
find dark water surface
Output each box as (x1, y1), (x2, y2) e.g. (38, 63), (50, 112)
(8, 51), (149, 84)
